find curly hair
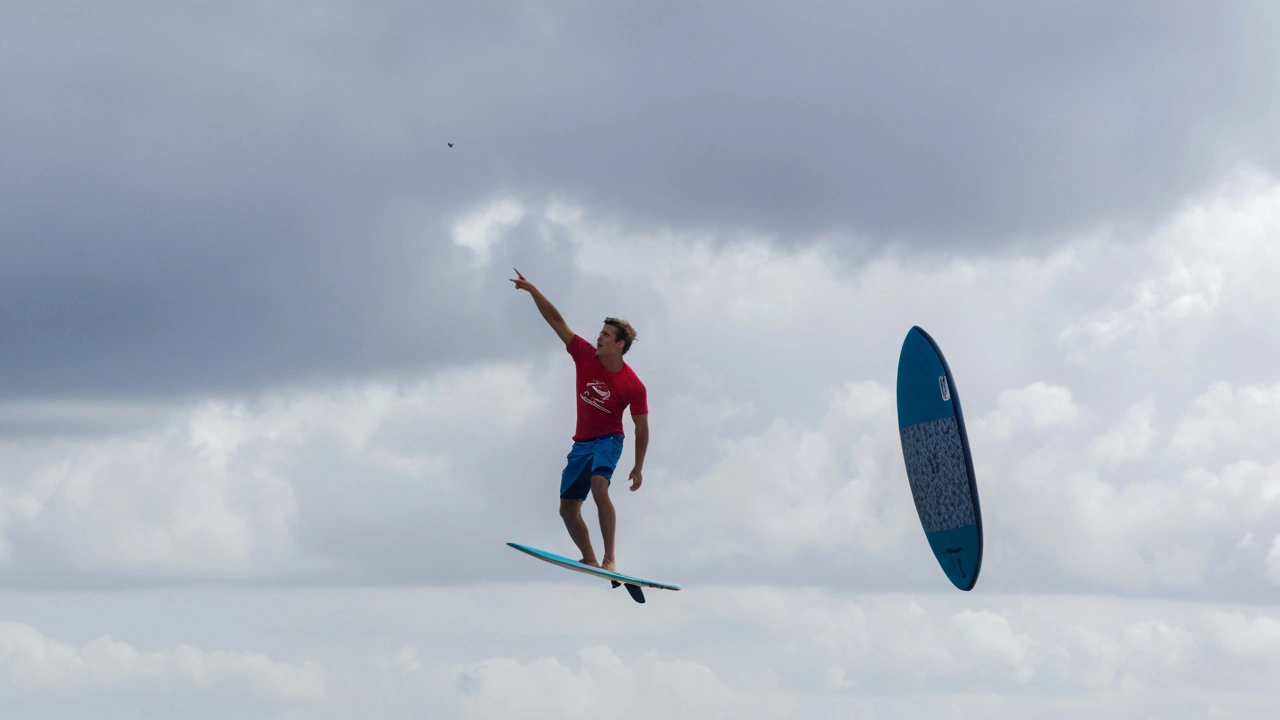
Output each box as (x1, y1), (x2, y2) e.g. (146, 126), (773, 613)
(604, 317), (637, 355)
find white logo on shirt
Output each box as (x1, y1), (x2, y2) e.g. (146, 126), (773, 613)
(581, 380), (612, 413)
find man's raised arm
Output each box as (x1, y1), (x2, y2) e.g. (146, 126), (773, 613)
(510, 268), (574, 346)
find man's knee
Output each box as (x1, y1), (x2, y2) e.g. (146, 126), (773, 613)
(590, 474), (611, 499)
(560, 499), (582, 520)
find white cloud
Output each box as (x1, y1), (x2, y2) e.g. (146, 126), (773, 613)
(1058, 172), (1280, 366)
(0, 622), (324, 702)
(1058, 248), (1224, 362)
(649, 381), (914, 564)
(712, 589), (1280, 703)
(991, 442), (1280, 589)
(971, 382), (1085, 443)
(1267, 535), (1280, 585)
(446, 646), (778, 720)
(1208, 610), (1280, 664)
(6, 584), (1278, 718)
(0, 428), (299, 574)
(0, 363), (548, 578)
(1070, 619), (1199, 692)
(383, 646), (423, 672)
(452, 198), (526, 267)
(952, 610), (1037, 683)
(1087, 397), (1156, 469)
(1170, 381), (1280, 458)
(400, 586), (1270, 706)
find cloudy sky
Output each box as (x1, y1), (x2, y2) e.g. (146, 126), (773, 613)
(3, 1), (1280, 717)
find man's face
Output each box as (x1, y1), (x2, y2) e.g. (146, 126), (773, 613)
(596, 325), (622, 356)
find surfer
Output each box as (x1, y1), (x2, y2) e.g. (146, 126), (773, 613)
(510, 269), (649, 577)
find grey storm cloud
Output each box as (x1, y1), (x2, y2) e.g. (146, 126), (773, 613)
(4, 1), (1280, 399)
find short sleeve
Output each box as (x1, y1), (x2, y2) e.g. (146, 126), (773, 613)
(566, 335), (595, 362)
(630, 379), (648, 416)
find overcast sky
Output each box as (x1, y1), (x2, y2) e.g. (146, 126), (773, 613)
(3, 2), (1280, 718)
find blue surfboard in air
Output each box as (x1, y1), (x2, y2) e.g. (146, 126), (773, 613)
(507, 542), (682, 603)
(895, 326), (984, 591)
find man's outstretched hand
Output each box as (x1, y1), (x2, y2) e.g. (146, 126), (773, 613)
(510, 268), (535, 293)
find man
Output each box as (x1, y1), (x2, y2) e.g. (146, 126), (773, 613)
(510, 268), (648, 577)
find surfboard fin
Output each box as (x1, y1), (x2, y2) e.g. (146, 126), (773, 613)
(624, 583), (645, 603)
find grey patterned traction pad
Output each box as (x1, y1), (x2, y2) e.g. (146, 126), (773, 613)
(900, 416), (975, 533)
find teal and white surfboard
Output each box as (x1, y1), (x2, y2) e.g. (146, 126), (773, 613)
(896, 326), (984, 591)
(507, 542), (682, 603)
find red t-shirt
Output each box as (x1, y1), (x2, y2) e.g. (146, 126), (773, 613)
(567, 334), (648, 442)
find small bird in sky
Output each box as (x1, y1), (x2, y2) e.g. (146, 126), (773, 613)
(448, 142), (454, 148)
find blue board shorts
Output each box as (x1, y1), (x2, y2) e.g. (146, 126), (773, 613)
(560, 433), (625, 500)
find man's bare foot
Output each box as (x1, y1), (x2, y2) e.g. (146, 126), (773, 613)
(579, 557), (601, 568)
(602, 557), (620, 588)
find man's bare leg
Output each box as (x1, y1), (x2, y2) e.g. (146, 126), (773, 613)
(590, 474), (617, 578)
(559, 498), (598, 566)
